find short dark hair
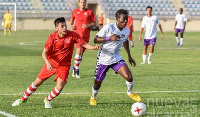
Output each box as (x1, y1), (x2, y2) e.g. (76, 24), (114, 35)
(79, 0), (87, 2)
(54, 17), (65, 27)
(115, 9), (128, 19)
(146, 6), (153, 10)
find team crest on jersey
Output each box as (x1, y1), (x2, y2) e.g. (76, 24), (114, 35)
(84, 12), (87, 15)
(65, 39), (70, 43)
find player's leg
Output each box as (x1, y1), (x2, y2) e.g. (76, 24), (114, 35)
(12, 64), (55, 107)
(72, 44), (82, 78)
(147, 38), (156, 64)
(175, 29), (180, 46)
(44, 66), (69, 108)
(8, 23), (11, 35)
(115, 61), (141, 102)
(44, 77), (66, 108)
(12, 78), (46, 106)
(141, 39), (149, 64)
(90, 63), (109, 105)
(180, 30), (184, 46)
(4, 25), (7, 36)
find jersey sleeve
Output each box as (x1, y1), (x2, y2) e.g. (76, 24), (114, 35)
(71, 10), (75, 20)
(175, 14), (178, 21)
(156, 16), (161, 25)
(141, 17), (145, 28)
(44, 35), (53, 51)
(184, 15), (187, 22)
(10, 14), (12, 20)
(96, 24), (109, 37)
(90, 11), (95, 22)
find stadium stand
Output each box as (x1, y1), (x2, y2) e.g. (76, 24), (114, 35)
(0, 0), (72, 19)
(100, 0), (176, 20)
(182, 0), (200, 19)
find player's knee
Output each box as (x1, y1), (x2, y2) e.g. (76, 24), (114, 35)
(123, 74), (132, 82)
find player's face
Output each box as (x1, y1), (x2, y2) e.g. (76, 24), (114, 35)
(146, 8), (152, 16)
(56, 22), (67, 35)
(179, 9), (183, 14)
(79, 0), (86, 9)
(116, 14), (128, 30)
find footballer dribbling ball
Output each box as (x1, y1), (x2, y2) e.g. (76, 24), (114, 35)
(131, 102), (146, 116)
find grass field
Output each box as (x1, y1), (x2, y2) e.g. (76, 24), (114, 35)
(0, 30), (199, 117)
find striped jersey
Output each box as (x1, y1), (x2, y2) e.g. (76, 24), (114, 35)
(96, 23), (130, 65)
(141, 15), (160, 39)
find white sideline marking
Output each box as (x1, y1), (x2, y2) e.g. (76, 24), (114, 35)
(19, 41), (44, 45)
(0, 90), (199, 96)
(0, 111), (16, 117)
(158, 48), (200, 50)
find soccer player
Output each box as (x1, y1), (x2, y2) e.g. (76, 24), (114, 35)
(174, 8), (187, 47)
(12, 17), (99, 108)
(2, 9), (12, 36)
(98, 13), (104, 30)
(89, 9), (141, 106)
(126, 15), (134, 47)
(139, 6), (163, 65)
(70, 0), (96, 78)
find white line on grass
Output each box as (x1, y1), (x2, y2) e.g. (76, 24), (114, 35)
(19, 41), (44, 45)
(0, 111), (17, 117)
(0, 90), (199, 96)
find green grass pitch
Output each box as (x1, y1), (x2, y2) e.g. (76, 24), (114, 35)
(0, 30), (199, 117)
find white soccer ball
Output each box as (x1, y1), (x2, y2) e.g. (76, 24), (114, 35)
(131, 102), (146, 116)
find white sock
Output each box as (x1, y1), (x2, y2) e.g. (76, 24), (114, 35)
(126, 80), (134, 95)
(148, 53), (153, 59)
(180, 38), (183, 45)
(175, 37), (179, 43)
(142, 55), (147, 63)
(91, 85), (99, 99)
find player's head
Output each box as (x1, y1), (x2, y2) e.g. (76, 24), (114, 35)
(179, 8), (183, 14)
(146, 6), (152, 16)
(6, 9), (9, 13)
(54, 17), (67, 35)
(115, 9), (128, 30)
(79, 0), (87, 9)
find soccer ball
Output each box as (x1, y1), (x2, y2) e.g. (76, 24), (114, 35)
(131, 102), (146, 116)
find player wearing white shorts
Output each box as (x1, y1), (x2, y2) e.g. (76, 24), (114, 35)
(174, 8), (187, 47)
(90, 9), (141, 106)
(139, 6), (164, 64)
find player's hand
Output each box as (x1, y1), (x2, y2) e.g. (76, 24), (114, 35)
(1, 22), (4, 26)
(46, 62), (53, 71)
(71, 25), (75, 31)
(129, 57), (136, 67)
(9, 21), (12, 24)
(161, 33), (164, 39)
(109, 34), (120, 41)
(138, 35), (142, 41)
(93, 45), (100, 50)
(82, 24), (88, 29)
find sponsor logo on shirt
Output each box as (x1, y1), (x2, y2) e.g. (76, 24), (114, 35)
(84, 12), (87, 15)
(65, 39), (70, 43)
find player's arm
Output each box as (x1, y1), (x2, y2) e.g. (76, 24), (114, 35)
(123, 40), (136, 67)
(82, 42), (100, 50)
(70, 18), (75, 30)
(159, 25), (164, 39)
(42, 48), (53, 71)
(94, 35), (120, 44)
(82, 21), (96, 29)
(183, 21), (186, 31)
(174, 21), (177, 29)
(138, 28), (144, 41)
